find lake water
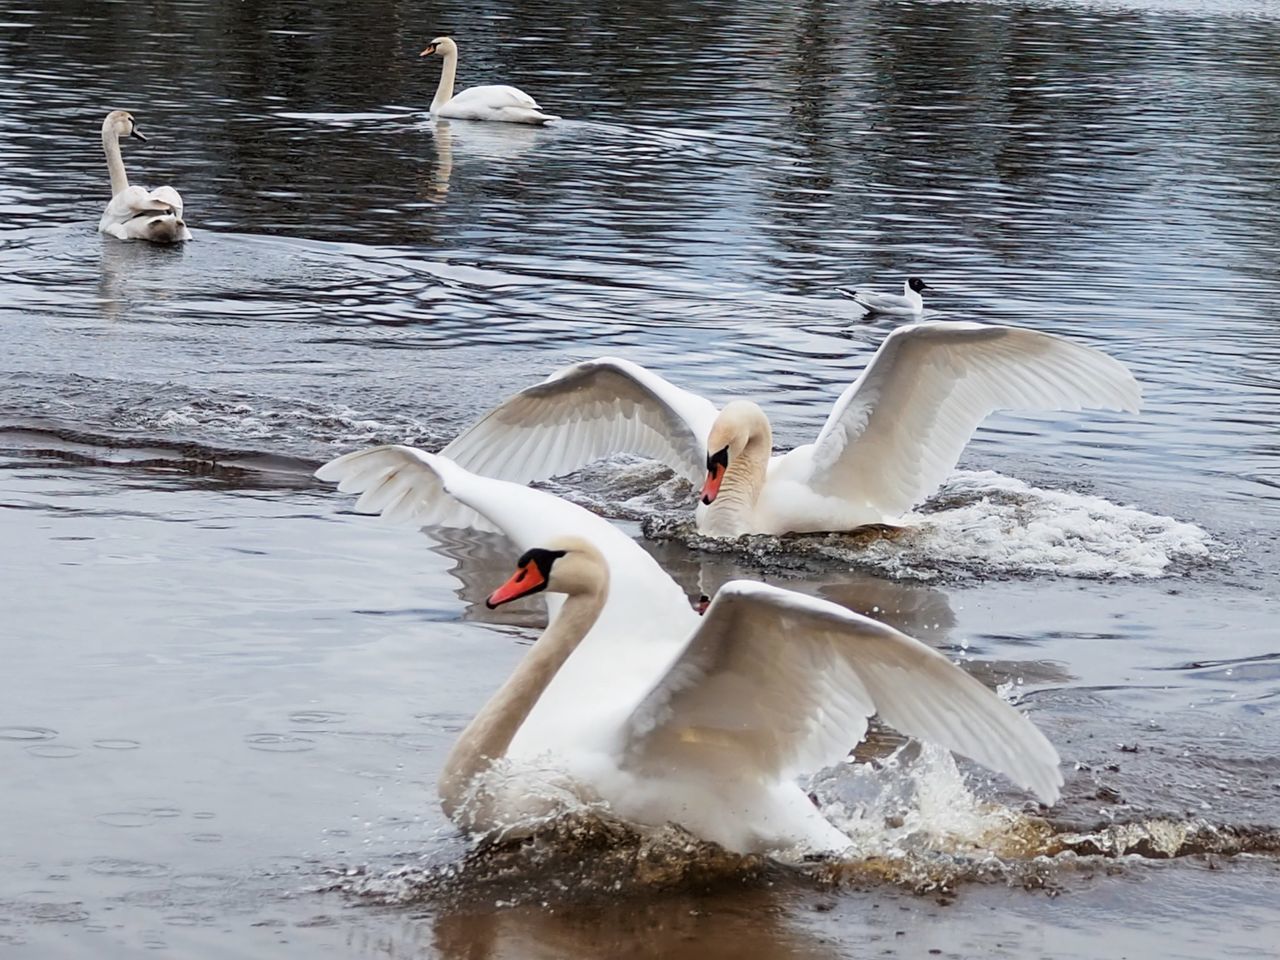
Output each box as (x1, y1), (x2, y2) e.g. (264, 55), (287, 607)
(1, 0), (1278, 956)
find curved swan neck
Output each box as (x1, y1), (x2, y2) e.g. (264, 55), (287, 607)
(438, 573), (608, 818)
(432, 47), (458, 111)
(706, 412), (772, 535)
(102, 126), (129, 196)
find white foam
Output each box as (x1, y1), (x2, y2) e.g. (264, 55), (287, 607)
(145, 396), (439, 450)
(811, 743), (1021, 863)
(870, 471), (1215, 580)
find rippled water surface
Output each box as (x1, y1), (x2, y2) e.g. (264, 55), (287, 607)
(2, 0), (1279, 956)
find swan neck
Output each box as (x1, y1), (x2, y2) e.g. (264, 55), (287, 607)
(707, 420), (771, 534)
(433, 49), (458, 111)
(103, 127), (129, 196)
(438, 580), (608, 817)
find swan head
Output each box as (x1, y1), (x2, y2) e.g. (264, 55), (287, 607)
(420, 36), (457, 58)
(103, 110), (147, 143)
(907, 277), (929, 293)
(485, 536), (607, 608)
(701, 400), (770, 505)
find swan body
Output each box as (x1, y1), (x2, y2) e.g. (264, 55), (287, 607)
(839, 277), (929, 316)
(438, 322), (1142, 537)
(97, 111), (191, 243)
(316, 445), (1064, 855)
(420, 36), (558, 124)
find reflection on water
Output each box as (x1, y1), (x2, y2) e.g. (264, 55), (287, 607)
(426, 891), (841, 960)
(2, 0), (1280, 956)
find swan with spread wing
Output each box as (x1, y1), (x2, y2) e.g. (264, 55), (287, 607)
(439, 322), (1141, 537)
(317, 446), (1063, 855)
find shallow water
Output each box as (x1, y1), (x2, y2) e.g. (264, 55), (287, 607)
(1, 0), (1279, 956)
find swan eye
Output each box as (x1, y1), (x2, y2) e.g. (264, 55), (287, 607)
(706, 446), (729, 473)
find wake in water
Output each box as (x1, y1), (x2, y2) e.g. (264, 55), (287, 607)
(329, 741), (1279, 909)
(640, 469), (1215, 581)
(8, 371), (1214, 581)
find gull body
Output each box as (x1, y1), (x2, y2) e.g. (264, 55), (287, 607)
(839, 277), (929, 316)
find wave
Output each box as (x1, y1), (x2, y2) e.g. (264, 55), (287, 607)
(327, 741), (1279, 909)
(642, 470), (1215, 581)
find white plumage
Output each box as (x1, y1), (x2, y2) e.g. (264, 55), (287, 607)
(316, 446), (1064, 855)
(420, 36), (558, 124)
(97, 111), (191, 244)
(438, 322), (1142, 537)
(838, 277), (929, 316)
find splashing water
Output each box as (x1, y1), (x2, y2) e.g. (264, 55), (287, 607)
(642, 470), (1215, 581)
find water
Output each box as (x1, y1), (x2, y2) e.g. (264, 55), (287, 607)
(1, 0), (1278, 955)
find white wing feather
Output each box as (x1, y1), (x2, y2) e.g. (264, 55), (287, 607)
(808, 322), (1141, 518)
(442, 358), (721, 486)
(447, 84), (540, 111)
(622, 581), (1062, 804)
(314, 445), (692, 632)
(149, 185), (184, 219)
(102, 185), (182, 222)
(315, 444), (619, 543)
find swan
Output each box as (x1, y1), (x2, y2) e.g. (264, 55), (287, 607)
(97, 111), (191, 243)
(436, 321), (1142, 537)
(839, 277), (929, 316)
(316, 445), (1063, 855)
(420, 36), (559, 125)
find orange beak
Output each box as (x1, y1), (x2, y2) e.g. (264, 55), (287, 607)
(420, 45), (436, 57)
(486, 561), (544, 609)
(700, 464), (724, 505)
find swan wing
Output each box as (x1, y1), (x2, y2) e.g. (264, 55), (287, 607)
(149, 186), (184, 219)
(103, 185), (180, 220)
(317, 444), (582, 539)
(315, 444), (695, 636)
(621, 581), (1062, 804)
(807, 322), (1141, 518)
(447, 84), (541, 111)
(442, 358), (720, 486)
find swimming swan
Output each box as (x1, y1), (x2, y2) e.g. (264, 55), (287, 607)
(839, 277), (929, 316)
(97, 111), (191, 243)
(437, 322), (1142, 537)
(316, 446), (1063, 855)
(420, 36), (559, 124)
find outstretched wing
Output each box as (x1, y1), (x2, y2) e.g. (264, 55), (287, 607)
(807, 322), (1141, 518)
(621, 581), (1062, 804)
(442, 358), (720, 486)
(316, 444), (640, 547)
(315, 444), (695, 651)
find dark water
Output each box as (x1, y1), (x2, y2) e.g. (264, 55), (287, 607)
(1, 0), (1279, 956)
